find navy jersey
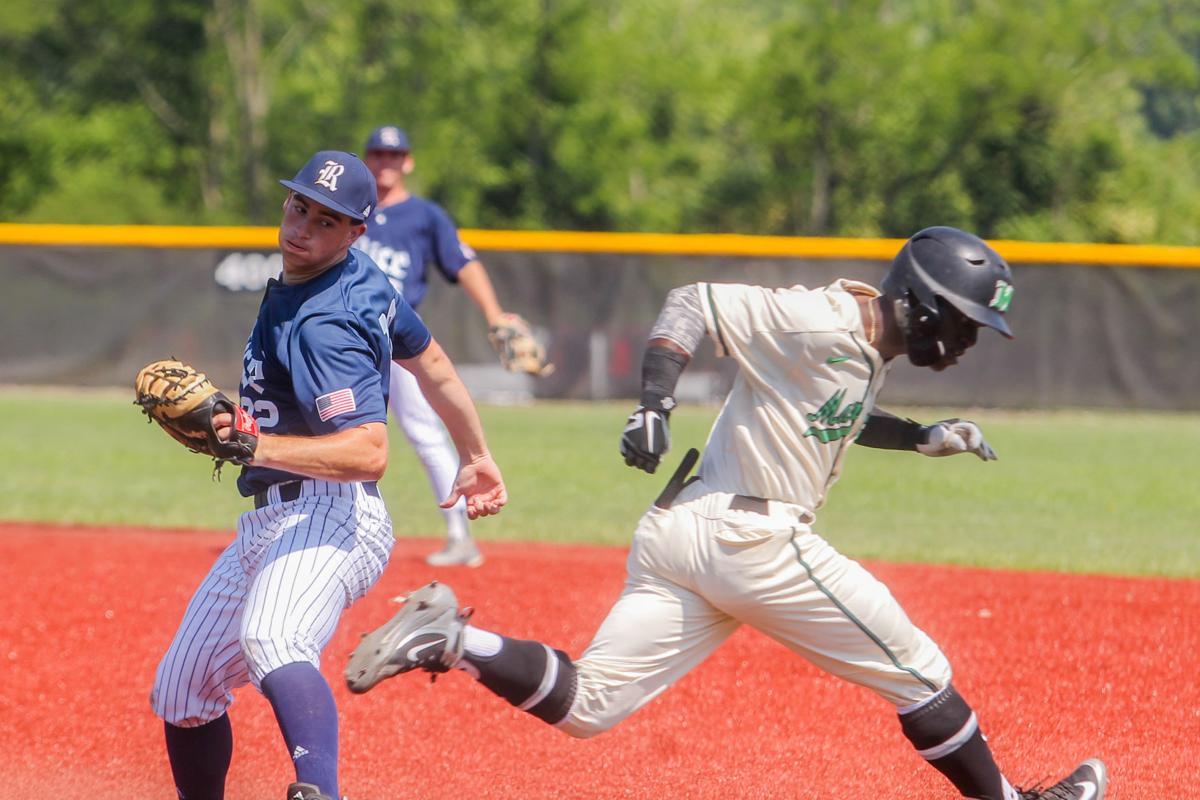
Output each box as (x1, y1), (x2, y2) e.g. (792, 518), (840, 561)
(237, 248), (432, 496)
(354, 196), (476, 308)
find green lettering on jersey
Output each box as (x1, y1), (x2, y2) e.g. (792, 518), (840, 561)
(804, 389), (864, 443)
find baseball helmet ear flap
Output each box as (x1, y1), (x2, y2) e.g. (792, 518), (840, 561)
(894, 290), (945, 367)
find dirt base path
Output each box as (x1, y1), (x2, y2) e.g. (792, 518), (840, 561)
(1, 522), (1193, 798)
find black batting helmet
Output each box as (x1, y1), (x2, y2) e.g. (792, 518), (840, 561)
(881, 226), (1014, 367)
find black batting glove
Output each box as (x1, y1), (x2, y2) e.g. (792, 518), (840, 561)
(620, 405), (672, 473)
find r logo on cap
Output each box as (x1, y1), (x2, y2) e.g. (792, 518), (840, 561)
(380, 127), (403, 147)
(280, 150), (376, 222)
(315, 161), (345, 191)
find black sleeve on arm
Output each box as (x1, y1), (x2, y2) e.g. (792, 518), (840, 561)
(640, 346), (689, 411)
(856, 408), (928, 451)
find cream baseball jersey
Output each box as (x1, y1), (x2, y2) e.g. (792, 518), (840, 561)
(696, 279), (891, 511)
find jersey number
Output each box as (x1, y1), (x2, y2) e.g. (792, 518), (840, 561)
(241, 397), (279, 429)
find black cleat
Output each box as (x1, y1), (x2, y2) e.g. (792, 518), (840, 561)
(1018, 758), (1107, 800)
(286, 782), (331, 800)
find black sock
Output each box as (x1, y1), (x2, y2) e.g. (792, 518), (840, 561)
(463, 635), (577, 724)
(164, 713), (233, 800)
(899, 684), (1008, 800)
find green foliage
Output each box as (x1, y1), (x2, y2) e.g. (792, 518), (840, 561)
(5, 0), (1200, 240)
(0, 0), (212, 222)
(0, 390), (1196, 578)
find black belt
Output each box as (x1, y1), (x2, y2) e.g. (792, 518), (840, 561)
(652, 449), (772, 514)
(728, 494), (770, 515)
(253, 480), (379, 509)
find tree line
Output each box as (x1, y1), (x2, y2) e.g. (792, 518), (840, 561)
(3, 0), (1200, 244)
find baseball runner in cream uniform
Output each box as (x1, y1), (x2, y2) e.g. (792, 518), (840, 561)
(565, 277), (947, 724)
(345, 227), (1108, 800)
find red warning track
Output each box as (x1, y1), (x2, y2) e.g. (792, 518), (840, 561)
(1, 522), (1193, 798)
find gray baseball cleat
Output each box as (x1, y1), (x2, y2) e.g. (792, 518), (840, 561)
(286, 782), (331, 800)
(344, 581), (468, 694)
(1018, 758), (1107, 800)
(425, 538), (485, 568)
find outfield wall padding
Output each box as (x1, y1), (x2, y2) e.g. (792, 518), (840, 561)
(1, 244), (1197, 409)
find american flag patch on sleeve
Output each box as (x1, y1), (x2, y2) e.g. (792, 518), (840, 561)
(315, 388), (357, 421)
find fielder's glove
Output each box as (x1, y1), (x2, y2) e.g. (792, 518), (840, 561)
(620, 405), (671, 473)
(134, 359), (258, 470)
(916, 418), (997, 461)
(488, 313), (554, 377)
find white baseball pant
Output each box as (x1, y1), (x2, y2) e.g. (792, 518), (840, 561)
(388, 363), (469, 541)
(559, 479), (951, 738)
(150, 479), (393, 727)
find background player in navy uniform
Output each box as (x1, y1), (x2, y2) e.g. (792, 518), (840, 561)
(358, 124), (532, 568)
(345, 227), (1106, 800)
(149, 150), (506, 800)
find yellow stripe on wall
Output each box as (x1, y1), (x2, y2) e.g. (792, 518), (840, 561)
(0, 224), (276, 249)
(461, 230), (910, 259)
(1, 223), (1199, 267)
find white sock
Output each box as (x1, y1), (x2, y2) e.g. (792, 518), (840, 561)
(463, 625), (502, 658)
(442, 504), (470, 544)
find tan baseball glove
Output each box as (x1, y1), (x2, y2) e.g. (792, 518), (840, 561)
(134, 359), (259, 467)
(488, 313), (554, 377)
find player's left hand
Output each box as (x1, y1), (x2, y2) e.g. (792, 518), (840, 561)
(488, 313), (555, 377)
(443, 454), (508, 519)
(134, 358), (258, 467)
(620, 406), (671, 473)
(916, 418), (997, 461)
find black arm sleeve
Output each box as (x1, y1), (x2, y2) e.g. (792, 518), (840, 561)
(855, 409), (928, 451)
(640, 346), (689, 411)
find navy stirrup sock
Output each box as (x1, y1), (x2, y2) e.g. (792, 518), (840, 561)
(261, 662), (340, 799)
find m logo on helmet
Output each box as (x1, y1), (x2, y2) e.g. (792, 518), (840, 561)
(988, 280), (1014, 313)
(314, 161), (345, 191)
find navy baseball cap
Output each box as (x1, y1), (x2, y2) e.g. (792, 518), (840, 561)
(365, 125), (411, 153)
(279, 150), (376, 223)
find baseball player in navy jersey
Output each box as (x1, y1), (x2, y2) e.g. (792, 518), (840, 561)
(150, 150), (506, 800)
(345, 227), (1107, 799)
(356, 124), (525, 568)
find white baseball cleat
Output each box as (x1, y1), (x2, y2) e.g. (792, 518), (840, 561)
(425, 539), (485, 568)
(344, 581), (469, 694)
(1017, 758), (1107, 800)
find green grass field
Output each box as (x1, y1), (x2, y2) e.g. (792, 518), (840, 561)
(1, 388), (1196, 577)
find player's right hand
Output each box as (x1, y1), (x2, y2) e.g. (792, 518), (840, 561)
(443, 453), (508, 519)
(916, 418), (997, 461)
(620, 406), (671, 473)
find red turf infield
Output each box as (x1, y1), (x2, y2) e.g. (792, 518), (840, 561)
(1, 522), (1194, 799)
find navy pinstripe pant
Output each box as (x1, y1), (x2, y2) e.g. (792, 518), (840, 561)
(151, 480), (393, 727)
